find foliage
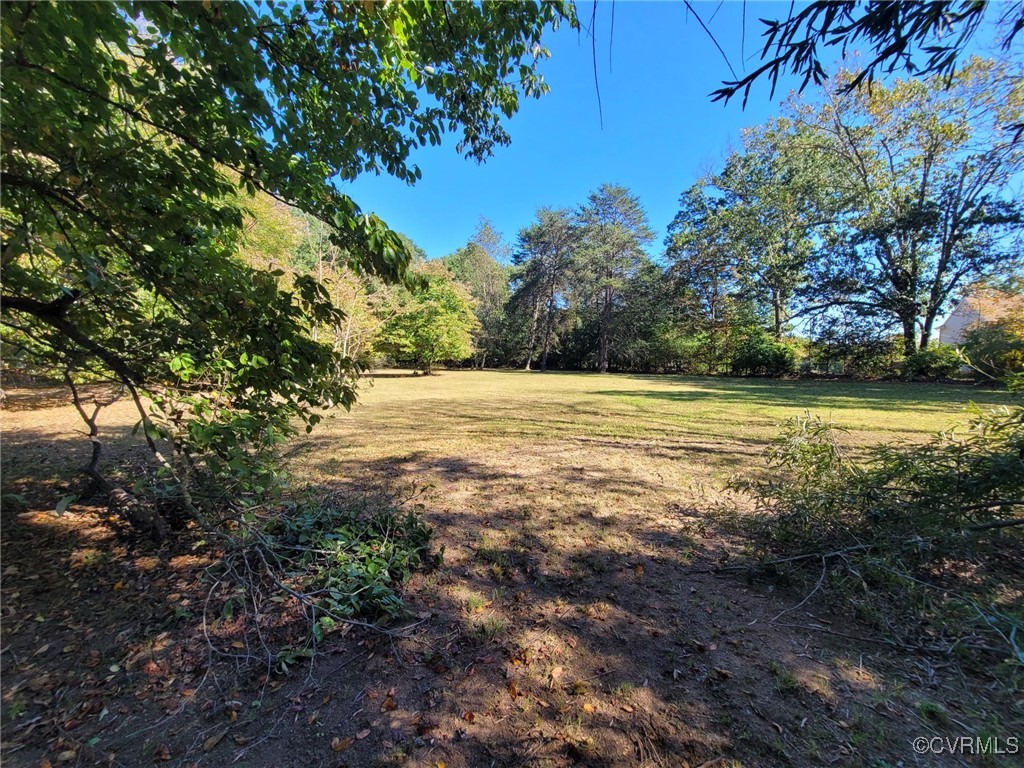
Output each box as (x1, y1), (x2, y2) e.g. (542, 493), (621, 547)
(1, 0), (571, 529)
(731, 331), (797, 377)
(963, 314), (1024, 379)
(575, 185), (654, 373)
(797, 60), (1024, 355)
(904, 345), (964, 379)
(212, 489), (438, 670)
(443, 223), (511, 369)
(375, 264), (479, 373)
(511, 208), (579, 370)
(274, 495), (436, 627)
(714, 0), (1024, 106)
(736, 404), (1024, 658)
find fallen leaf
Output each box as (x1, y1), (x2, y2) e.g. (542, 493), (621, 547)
(355, 729), (370, 740)
(232, 735), (251, 746)
(436, 762), (446, 768)
(231, 641), (244, 650)
(621, 704), (635, 713)
(56, 751), (76, 763)
(380, 697), (396, 712)
(461, 710), (475, 722)
(202, 731), (226, 752)
(331, 736), (353, 752)
(583, 703), (596, 713)
(154, 744), (171, 761)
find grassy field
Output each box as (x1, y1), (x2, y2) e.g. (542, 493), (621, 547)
(295, 369), (1010, 489)
(3, 371), (1018, 768)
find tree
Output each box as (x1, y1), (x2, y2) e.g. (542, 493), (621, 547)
(0, 0), (573, 531)
(711, 119), (841, 339)
(443, 232), (510, 369)
(800, 60), (1024, 355)
(665, 186), (752, 373)
(510, 208), (579, 370)
(375, 263), (479, 373)
(575, 185), (654, 373)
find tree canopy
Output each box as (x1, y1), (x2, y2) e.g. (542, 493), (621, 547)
(0, 0), (572, 530)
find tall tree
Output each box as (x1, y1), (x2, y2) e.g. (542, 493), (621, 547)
(711, 119), (841, 338)
(511, 208), (579, 370)
(575, 185), (654, 373)
(665, 186), (752, 373)
(801, 59), (1024, 355)
(444, 240), (509, 369)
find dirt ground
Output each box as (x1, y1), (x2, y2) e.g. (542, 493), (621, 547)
(2, 372), (1019, 767)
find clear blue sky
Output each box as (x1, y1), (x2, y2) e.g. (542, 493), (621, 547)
(338, 1), (1012, 262)
(340, 1), (808, 260)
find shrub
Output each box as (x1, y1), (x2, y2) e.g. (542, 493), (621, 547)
(809, 335), (901, 377)
(903, 344), (963, 379)
(734, 403), (1024, 660)
(962, 315), (1024, 379)
(731, 332), (796, 376)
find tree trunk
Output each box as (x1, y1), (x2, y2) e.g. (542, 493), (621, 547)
(901, 319), (918, 357)
(523, 295), (541, 370)
(772, 290), (784, 340)
(540, 281), (557, 372)
(597, 285), (611, 373)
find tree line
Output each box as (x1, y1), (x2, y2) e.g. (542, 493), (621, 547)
(264, 57), (1022, 379)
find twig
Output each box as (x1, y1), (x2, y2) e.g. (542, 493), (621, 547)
(768, 555), (827, 624)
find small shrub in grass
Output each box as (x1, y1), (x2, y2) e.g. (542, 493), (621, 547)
(731, 331), (797, 377)
(734, 401), (1024, 662)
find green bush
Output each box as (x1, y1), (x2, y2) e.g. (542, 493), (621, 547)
(735, 404), (1024, 660)
(731, 332), (796, 376)
(962, 316), (1024, 379)
(903, 344), (963, 378)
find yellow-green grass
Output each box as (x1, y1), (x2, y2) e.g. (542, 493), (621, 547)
(290, 370), (1012, 521)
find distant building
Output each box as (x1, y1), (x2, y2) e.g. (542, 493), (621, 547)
(937, 289), (1024, 345)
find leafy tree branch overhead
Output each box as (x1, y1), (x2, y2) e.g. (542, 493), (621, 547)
(0, 0), (574, 533)
(712, 0), (1024, 107)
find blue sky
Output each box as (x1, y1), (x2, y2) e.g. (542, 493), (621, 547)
(341, 1), (809, 260)
(339, 1), (1013, 262)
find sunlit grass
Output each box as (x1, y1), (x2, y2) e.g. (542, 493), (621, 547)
(295, 369), (1010, 492)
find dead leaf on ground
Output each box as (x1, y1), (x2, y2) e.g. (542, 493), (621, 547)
(355, 728), (371, 740)
(331, 736), (353, 752)
(202, 730), (226, 752)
